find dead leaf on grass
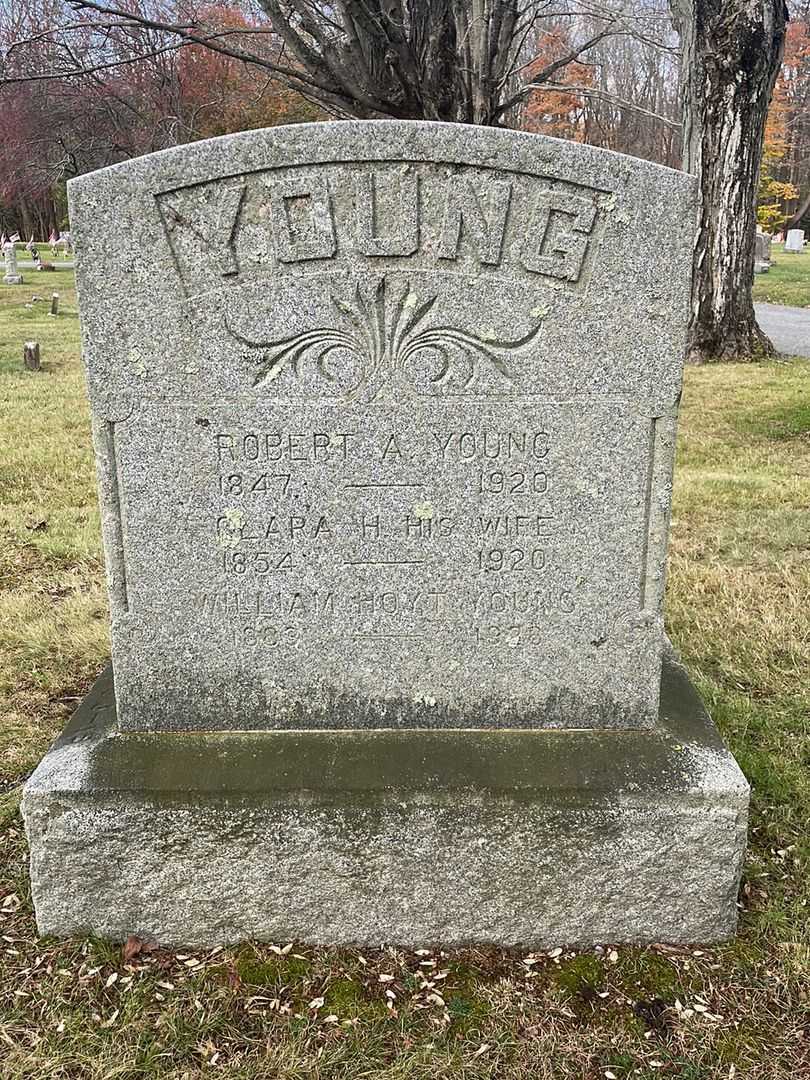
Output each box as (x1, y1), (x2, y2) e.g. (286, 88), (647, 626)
(122, 934), (157, 962)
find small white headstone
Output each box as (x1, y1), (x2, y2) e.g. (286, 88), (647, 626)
(3, 242), (23, 285)
(785, 229), (805, 253)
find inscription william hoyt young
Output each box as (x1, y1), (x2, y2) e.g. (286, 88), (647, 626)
(70, 122), (694, 732)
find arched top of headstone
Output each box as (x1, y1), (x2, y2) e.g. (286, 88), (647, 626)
(71, 121), (695, 416)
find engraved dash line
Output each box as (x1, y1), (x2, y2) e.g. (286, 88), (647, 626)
(343, 559), (426, 566)
(352, 634), (425, 641)
(345, 482), (423, 489)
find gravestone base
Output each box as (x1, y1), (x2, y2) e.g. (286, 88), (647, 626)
(23, 649), (748, 949)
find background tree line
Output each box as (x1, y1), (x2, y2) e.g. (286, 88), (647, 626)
(0, 0), (807, 361)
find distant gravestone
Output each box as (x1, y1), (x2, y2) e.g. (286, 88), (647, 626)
(23, 122), (748, 949)
(49, 292), (59, 316)
(755, 231), (771, 274)
(23, 341), (41, 371)
(3, 242), (22, 285)
(785, 228), (805, 252)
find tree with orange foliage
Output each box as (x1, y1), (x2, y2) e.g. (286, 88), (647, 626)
(0, 0), (319, 237)
(757, 65), (798, 232)
(175, 7), (320, 141)
(523, 28), (592, 141)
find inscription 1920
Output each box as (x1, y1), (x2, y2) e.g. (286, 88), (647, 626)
(157, 161), (607, 296)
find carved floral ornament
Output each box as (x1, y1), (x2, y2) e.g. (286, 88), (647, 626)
(225, 275), (545, 403)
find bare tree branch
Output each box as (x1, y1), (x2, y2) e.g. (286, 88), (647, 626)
(539, 82), (681, 128)
(495, 23), (620, 117)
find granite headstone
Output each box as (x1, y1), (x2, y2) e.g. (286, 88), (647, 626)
(23, 122), (749, 948)
(755, 231), (771, 274)
(65, 124), (690, 733)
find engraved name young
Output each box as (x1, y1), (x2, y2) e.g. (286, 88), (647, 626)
(70, 122), (695, 732)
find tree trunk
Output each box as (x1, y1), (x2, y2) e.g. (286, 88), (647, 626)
(785, 187), (810, 231)
(19, 201), (32, 240)
(670, 0), (788, 362)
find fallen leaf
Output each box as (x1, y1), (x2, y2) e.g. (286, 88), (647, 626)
(123, 935), (145, 962)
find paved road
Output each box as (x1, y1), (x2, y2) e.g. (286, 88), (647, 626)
(755, 302), (810, 358)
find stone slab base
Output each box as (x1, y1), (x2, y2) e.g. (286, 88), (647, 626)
(22, 651), (749, 948)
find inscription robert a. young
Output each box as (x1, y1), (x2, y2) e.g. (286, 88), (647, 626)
(156, 160), (608, 297)
(213, 427), (551, 464)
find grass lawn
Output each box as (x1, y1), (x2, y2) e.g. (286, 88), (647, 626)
(1, 271), (809, 1078)
(752, 242), (810, 307)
